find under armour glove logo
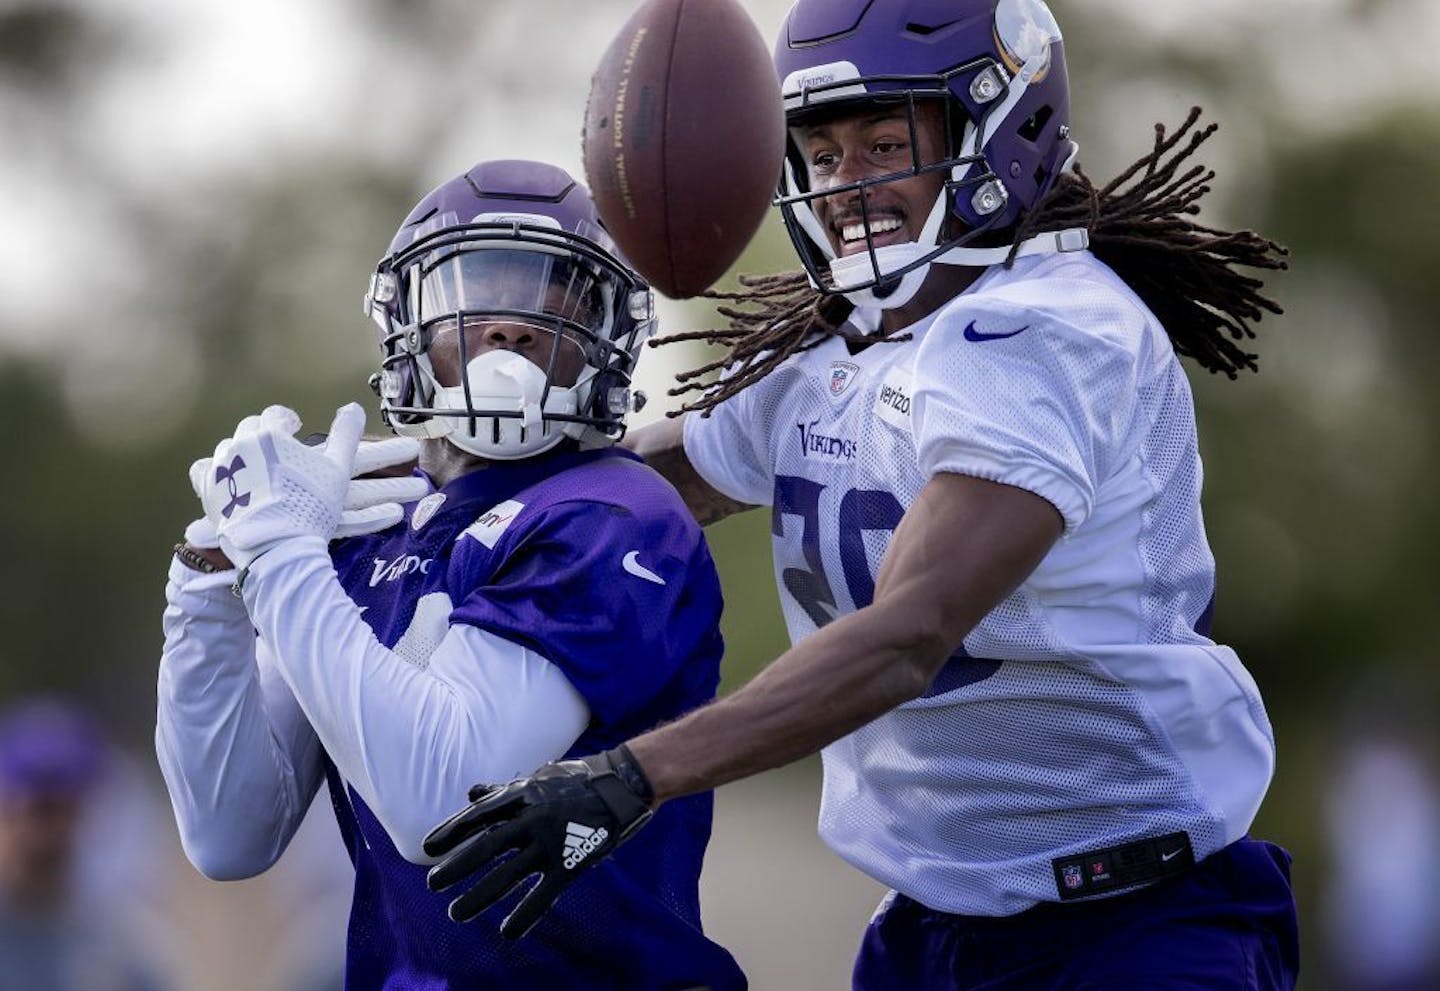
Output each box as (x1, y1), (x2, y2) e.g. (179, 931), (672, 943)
(423, 745), (655, 939)
(214, 455), (251, 518)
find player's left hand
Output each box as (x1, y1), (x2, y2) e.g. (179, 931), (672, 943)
(195, 404), (365, 569)
(423, 745), (656, 939)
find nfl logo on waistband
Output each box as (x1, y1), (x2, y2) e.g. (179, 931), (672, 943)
(1062, 864), (1083, 890)
(829, 361), (859, 396)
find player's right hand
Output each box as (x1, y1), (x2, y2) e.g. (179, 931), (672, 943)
(187, 424), (427, 565)
(423, 746), (655, 940)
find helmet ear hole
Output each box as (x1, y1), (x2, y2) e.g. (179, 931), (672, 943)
(1017, 105), (1055, 144)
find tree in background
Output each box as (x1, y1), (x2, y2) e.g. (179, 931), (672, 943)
(1, 3), (1437, 986)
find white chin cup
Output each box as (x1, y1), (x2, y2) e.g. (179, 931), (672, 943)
(435, 350), (579, 460)
(829, 244), (934, 313)
(822, 179), (952, 314)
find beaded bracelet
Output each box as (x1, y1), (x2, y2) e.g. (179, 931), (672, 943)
(173, 542), (221, 574)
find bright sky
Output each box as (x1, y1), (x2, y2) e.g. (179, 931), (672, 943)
(76, 0), (1440, 181)
(0, 0), (1435, 439)
(7, 0), (1437, 326)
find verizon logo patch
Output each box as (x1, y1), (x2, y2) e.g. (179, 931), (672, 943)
(460, 499), (525, 548)
(874, 366), (914, 430)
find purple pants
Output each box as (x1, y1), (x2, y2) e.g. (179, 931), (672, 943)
(853, 838), (1299, 991)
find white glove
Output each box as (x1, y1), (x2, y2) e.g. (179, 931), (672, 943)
(185, 432), (427, 559)
(192, 404), (406, 569)
(336, 436), (429, 537)
(183, 516), (225, 551)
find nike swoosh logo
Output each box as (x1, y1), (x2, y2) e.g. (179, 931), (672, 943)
(622, 551), (665, 586)
(1160, 847), (1185, 862)
(963, 320), (1028, 342)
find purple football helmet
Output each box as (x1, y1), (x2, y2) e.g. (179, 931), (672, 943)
(774, 0), (1085, 310)
(363, 160), (655, 459)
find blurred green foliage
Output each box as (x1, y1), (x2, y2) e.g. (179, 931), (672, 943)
(2, 2), (1437, 985)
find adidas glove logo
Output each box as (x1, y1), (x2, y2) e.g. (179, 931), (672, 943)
(562, 821), (609, 870)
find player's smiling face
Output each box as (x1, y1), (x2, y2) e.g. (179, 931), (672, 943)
(794, 100), (949, 258)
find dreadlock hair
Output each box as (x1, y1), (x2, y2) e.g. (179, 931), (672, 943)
(655, 107), (1288, 417)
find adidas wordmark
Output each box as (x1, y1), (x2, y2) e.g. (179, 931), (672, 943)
(563, 821), (609, 870)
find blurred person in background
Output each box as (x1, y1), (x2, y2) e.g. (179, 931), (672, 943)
(157, 160), (745, 990)
(0, 697), (168, 991)
(1322, 680), (1440, 991)
(424, 2), (1299, 989)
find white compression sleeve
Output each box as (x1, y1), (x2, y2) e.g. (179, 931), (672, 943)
(239, 537), (590, 864)
(156, 557), (325, 880)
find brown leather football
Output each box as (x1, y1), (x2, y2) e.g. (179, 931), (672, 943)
(582, 0), (785, 299)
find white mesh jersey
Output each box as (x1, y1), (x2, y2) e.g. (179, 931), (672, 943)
(684, 250), (1277, 916)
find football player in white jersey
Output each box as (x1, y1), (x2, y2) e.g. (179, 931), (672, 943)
(424, 2), (1299, 988)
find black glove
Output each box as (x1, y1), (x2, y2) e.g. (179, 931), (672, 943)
(423, 744), (656, 939)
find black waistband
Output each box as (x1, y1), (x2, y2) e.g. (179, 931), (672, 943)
(1051, 831), (1195, 901)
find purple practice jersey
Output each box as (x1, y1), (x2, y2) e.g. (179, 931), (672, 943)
(325, 447), (744, 991)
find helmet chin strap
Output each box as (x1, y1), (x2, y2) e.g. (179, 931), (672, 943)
(829, 188), (1090, 319)
(786, 158), (964, 311)
(840, 224), (1092, 329)
(828, 189), (954, 310)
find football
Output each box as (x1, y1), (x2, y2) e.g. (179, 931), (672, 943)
(582, 0), (785, 299)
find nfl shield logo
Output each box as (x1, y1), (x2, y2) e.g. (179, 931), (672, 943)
(411, 493), (446, 531)
(829, 361), (859, 396)
(1062, 864), (1083, 890)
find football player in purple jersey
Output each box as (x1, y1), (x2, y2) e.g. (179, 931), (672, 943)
(424, 3), (1301, 989)
(157, 160), (745, 991)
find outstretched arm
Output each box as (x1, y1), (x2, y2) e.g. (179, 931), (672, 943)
(424, 471), (1062, 935)
(623, 416), (755, 526)
(630, 471), (1063, 799)
(160, 427), (436, 877)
